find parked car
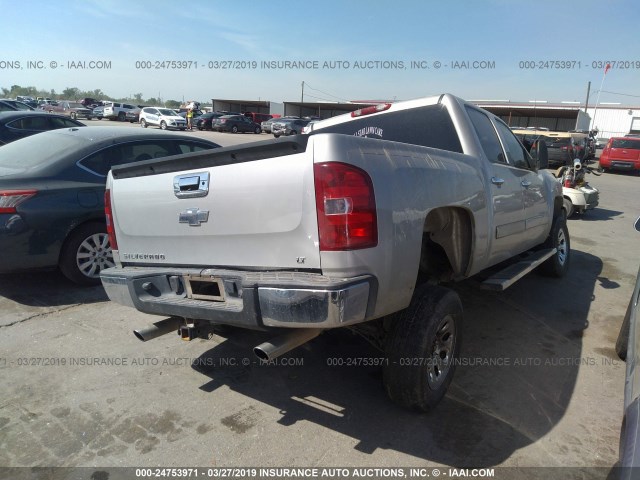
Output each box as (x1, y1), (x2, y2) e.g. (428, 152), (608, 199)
(260, 117), (280, 134)
(195, 112), (225, 130)
(44, 100), (94, 120)
(103, 102), (138, 121)
(139, 107), (187, 130)
(301, 120), (318, 134)
(0, 127), (221, 285)
(125, 106), (144, 123)
(80, 98), (101, 108)
(100, 93), (567, 412)
(0, 111), (85, 145)
(272, 118), (310, 137)
(599, 137), (640, 173)
(512, 130), (586, 167)
(244, 112), (273, 124)
(91, 105), (104, 120)
(15, 96), (39, 109)
(0, 99), (35, 112)
(615, 217), (640, 477)
(212, 115), (261, 133)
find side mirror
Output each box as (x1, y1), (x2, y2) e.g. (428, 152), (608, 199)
(635, 216), (640, 232)
(531, 140), (548, 170)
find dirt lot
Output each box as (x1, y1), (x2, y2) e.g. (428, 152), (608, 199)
(0, 137), (638, 478)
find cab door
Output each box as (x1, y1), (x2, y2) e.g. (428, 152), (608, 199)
(492, 120), (550, 250)
(466, 107), (529, 264)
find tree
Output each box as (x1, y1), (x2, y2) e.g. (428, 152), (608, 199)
(165, 100), (181, 109)
(62, 87), (80, 100)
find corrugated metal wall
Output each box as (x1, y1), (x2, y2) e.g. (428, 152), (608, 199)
(585, 107), (640, 138)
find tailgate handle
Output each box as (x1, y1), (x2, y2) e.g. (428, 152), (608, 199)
(174, 172), (210, 198)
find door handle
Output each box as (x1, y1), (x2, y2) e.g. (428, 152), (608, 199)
(521, 180), (532, 188)
(491, 177), (505, 186)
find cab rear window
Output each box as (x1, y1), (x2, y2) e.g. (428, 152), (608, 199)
(312, 105), (462, 153)
(611, 139), (640, 149)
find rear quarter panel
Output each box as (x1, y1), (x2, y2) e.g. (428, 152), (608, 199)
(312, 133), (486, 318)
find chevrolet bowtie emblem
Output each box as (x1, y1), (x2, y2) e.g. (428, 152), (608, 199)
(179, 208), (209, 226)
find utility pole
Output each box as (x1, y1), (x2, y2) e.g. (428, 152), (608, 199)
(301, 81), (305, 117)
(576, 81), (591, 130)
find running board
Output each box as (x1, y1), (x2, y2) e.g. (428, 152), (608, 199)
(481, 248), (556, 291)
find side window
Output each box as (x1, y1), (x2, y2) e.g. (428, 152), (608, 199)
(494, 121), (531, 169)
(79, 146), (122, 176)
(176, 142), (215, 154)
(466, 107), (506, 164)
(49, 117), (80, 128)
(8, 116), (49, 130)
(79, 142), (176, 177)
(119, 141), (174, 163)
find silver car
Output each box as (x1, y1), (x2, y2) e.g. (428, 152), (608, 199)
(616, 217), (640, 477)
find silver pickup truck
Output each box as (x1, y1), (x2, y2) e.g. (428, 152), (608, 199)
(101, 93), (568, 411)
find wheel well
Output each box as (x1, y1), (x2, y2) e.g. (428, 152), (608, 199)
(553, 195), (564, 218)
(419, 207), (473, 283)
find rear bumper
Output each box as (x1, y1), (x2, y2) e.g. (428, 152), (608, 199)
(610, 161), (639, 171)
(101, 266), (374, 329)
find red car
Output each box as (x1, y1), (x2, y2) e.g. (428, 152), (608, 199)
(599, 137), (640, 173)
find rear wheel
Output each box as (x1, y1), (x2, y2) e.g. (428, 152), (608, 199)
(231, 125), (238, 133)
(539, 213), (570, 277)
(383, 285), (463, 411)
(59, 223), (114, 286)
(70, 112), (77, 120)
(140, 119), (147, 128)
(254, 126), (261, 134)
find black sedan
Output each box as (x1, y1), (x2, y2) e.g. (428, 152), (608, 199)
(0, 111), (85, 145)
(212, 115), (261, 134)
(195, 112), (225, 130)
(0, 99), (35, 112)
(0, 127), (220, 285)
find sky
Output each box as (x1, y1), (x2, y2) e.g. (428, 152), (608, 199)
(2, 0), (640, 106)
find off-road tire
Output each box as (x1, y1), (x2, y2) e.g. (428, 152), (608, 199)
(539, 213), (570, 277)
(383, 285), (463, 411)
(59, 223), (114, 286)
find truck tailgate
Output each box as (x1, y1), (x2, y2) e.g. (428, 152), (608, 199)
(109, 140), (320, 269)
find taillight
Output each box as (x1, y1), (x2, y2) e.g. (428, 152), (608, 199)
(0, 189), (37, 214)
(314, 162), (377, 251)
(351, 103), (392, 118)
(104, 189), (118, 250)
